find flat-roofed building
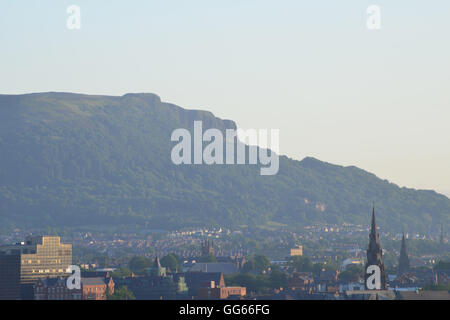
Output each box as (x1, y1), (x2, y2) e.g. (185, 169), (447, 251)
(0, 236), (72, 285)
(0, 250), (21, 300)
(290, 246), (303, 257)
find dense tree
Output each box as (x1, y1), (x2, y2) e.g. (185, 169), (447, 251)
(268, 270), (288, 289)
(108, 286), (136, 300)
(226, 269), (287, 294)
(422, 284), (450, 291)
(289, 256), (313, 272)
(160, 254), (181, 272)
(338, 264), (364, 282)
(243, 255), (270, 274)
(312, 262), (337, 277)
(112, 266), (133, 279)
(198, 255), (217, 263)
(0, 92), (448, 233)
(225, 273), (269, 294)
(434, 260), (450, 270)
(242, 260), (256, 273)
(128, 256), (152, 274)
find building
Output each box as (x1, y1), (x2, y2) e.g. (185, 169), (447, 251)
(390, 266), (438, 289)
(198, 281), (246, 300)
(290, 245), (303, 257)
(188, 263), (238, 275)
(114, 259), (187, 300)
(34, 276), (112, 300)
(201, 240), (214, 257)
(287, 272), (314, 291)
(81, 270), (112, 280)
(81, 277), (111, 300)
(115, 275), (188, 300)
(81, 271), (115, 297)
(34, 277), (82, 300)
(365, 207), (387, 289)
(0, 250), (21, 300)
(0, 236), (72, 284)
(389, 273), (421, 290)
(398, 234), (410, 275)
(315, 270), (340, 293)
(147, 257), (166, 277)
(396, 290), (450, 300)
(342, 258), (363, 271)
(435, 269), (449, 286)
(345, 290), (396, 300)
(339, 281), (365, 293)
(184, 272), (225, 298)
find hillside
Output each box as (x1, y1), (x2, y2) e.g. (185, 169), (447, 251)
(0, 92), (448, 232)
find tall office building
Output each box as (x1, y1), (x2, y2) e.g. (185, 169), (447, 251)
(0, 250), (21, 300)
(0, 236), (72, 285)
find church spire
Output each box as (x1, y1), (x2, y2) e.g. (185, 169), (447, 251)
(365, 205), (387, 289)
(371, 206), (378, 240)
(398, 234), (410, 275)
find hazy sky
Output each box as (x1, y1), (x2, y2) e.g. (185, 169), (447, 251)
(1, 1), (449, 197)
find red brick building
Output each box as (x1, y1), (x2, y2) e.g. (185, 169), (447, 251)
(81, 277), (114, 300)
(34, 276), (114, 300)
(197, 281), (246, 300)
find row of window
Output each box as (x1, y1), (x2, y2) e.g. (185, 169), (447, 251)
(22, 259), (64, 264)
(36, 287), (73, 293)
(36, 294), (82, 300)
(30, 269), (65, 273)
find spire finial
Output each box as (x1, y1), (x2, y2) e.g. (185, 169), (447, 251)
(371, 204), (377, 235)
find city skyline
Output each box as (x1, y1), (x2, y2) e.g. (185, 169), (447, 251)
(1, 208), (449, 301)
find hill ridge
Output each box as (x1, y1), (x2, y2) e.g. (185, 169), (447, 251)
(0, 92), (448, 232)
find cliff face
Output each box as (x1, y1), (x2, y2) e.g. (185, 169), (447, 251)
(0, 92), (448, 231)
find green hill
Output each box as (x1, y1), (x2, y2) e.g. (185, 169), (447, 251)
(0, 92), (448, 232)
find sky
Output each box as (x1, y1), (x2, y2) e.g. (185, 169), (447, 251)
(0, 1), (449, 197)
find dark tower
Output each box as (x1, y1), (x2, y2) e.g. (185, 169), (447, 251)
(201, 240), (214, 257)
(398, 234), (410, 275)
(365, 206), (387, 289)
